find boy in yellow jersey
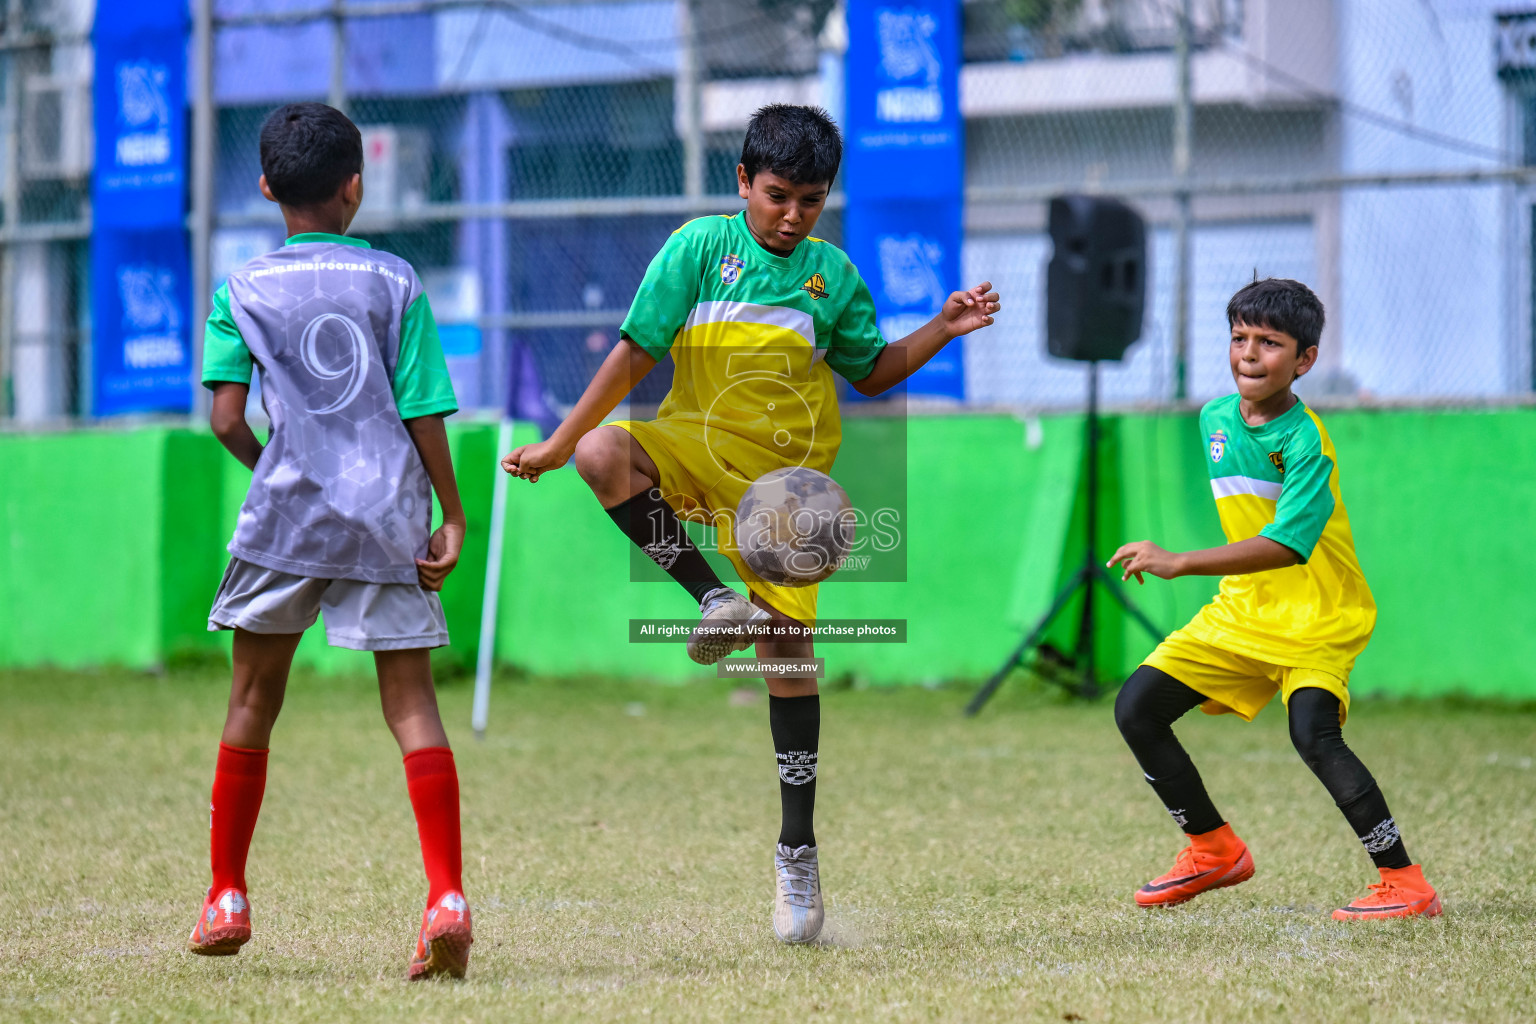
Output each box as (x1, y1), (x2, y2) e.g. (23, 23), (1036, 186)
(1107, 278), (1438, 921)
(502, 104), (1000, 943)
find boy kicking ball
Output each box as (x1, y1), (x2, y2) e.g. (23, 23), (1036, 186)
(188, 103), (474, 977)
(502, 104), (1000, 943)
(1108, 278), (1439, 921)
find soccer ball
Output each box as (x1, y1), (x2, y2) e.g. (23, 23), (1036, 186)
(735, 467), (855, 587)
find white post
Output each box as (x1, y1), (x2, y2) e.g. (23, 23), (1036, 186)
(677, 0), (703, 199)
(329, 0), (347, 114)
(192, 0), (216, 422)
(472, 418), (514, 739)
(0, 0), (23, 419)
(1171, 0), (1194, 401)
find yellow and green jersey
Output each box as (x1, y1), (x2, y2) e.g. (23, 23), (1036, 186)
(619, 213), (885, 474)
(1184, 394), (1376, 677)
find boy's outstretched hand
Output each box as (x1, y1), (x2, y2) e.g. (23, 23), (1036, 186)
(852, 282), (1003, 397)
(501, 439), (572, 483)
(1107, 540), (1183, 585)
(940, 282), (1001, 338)
(417, 519), (464, 591)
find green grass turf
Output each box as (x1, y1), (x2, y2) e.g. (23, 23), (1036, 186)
(1, 667), (1533, 1023)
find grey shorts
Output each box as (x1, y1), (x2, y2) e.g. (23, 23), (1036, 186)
(208, 557), (450, 652)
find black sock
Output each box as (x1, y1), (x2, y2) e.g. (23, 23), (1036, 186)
(1115, 666), (1225, 835)
(1144, 763), (1225, 836)
(1288, 687), (1412, 870)
(1337, 784), (1412, 869)
(769, 694), (818, 848)
(604, 488), (725, 606)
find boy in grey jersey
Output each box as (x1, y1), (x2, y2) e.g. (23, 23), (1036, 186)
(186, 103), (473, 980)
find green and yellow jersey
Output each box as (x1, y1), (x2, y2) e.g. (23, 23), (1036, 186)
(611, 213), (885, 623)
(1184, 394), (1376, 677)
(619, 212), (885, 477)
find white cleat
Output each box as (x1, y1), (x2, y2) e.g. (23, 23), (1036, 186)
(772, 843), (824, 944)
(687, 587), (771, 665)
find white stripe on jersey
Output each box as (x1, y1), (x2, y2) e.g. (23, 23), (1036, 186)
(682, 300), (816, 350)
(1211, 475), (1283, 501)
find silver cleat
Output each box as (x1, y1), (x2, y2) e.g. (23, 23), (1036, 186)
(687, 587), (771, 665)
(772, 843), (824, 944)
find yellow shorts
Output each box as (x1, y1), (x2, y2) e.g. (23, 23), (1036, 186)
(1144, 629), (1351, 723)
(611, 418), (818, 625)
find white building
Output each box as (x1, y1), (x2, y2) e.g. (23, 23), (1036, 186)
(711, 0), (1521, 407)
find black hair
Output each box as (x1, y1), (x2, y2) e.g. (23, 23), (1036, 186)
(740, 104), (842, 186)
(259, 102), (363, 207)
(1226, 277), (1325, 352)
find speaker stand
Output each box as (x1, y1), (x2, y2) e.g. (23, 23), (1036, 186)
(966, 362), (1164, 712)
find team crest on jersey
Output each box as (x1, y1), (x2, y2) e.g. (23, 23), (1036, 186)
(720, 253), (744, 285)
(1268, 450), (1285, 473)
(1209, 430), (1228, 463)
(801, 272), (829, 300)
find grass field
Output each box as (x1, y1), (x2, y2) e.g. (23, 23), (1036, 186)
(2, 666), (1533, 1023)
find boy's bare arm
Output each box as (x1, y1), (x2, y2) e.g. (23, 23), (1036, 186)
(209, 383), (263, 471)
(501, 337), (658, 481)
(852, 282), (1000, 397)
(403, 414), (466, 591)
(1107, 536), (1300, 585)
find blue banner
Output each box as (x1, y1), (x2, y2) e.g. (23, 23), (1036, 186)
(92, 0), (191, 415)
(844, 1), (961, 198)
(843, 0), (964, 400)
(844, 198), (965, 399)
(92, 4), (186, 228)
(91, 229), (194, 415)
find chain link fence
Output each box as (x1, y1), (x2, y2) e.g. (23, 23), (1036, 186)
(0, 0), (1530, 424)
(0, 0), (91, 424)
(963, 0), (1523, 408)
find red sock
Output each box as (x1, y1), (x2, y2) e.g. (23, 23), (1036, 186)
(209, 743), (268, 894)
(403, 747), (463, 905)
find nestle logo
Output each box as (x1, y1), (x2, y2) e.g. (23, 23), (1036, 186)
(876, 87), (942, 123)
(124, 335), (183, 369)
(116, 131), (170, 167)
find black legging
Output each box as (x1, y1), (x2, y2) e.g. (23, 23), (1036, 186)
(1115, 664), (1410, 867)
(1114, 666), (1221, 834)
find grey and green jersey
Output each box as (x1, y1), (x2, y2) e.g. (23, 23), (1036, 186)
(202, 232), (457, 584)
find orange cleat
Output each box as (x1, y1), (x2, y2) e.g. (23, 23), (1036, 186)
(408, 890), (473, 981)
(187, 886), (252, 955)
(1135, 823), (1255, 908)
(1332, 864), (1441, 921)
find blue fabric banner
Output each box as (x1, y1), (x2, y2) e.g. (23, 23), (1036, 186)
(844, 0), (962, 199)
(92, 0), (191, 415)
(92, 3), (187, 229)
(91, 229), (194, 415)
(843, 0), (964, 400)
(844, 198), (965, 400)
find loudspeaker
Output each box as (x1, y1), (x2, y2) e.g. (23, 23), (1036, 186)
(1046, 195), (1146, 363)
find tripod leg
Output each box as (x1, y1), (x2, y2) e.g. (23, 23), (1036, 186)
(965, 568), (1090, 716)
(1090, 561), (1166, 642)
(1077, 561), (1098, 702)
(1076, 361), (1102, 703)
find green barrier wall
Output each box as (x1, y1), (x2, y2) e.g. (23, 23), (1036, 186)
(3, 408), (1532, 700)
